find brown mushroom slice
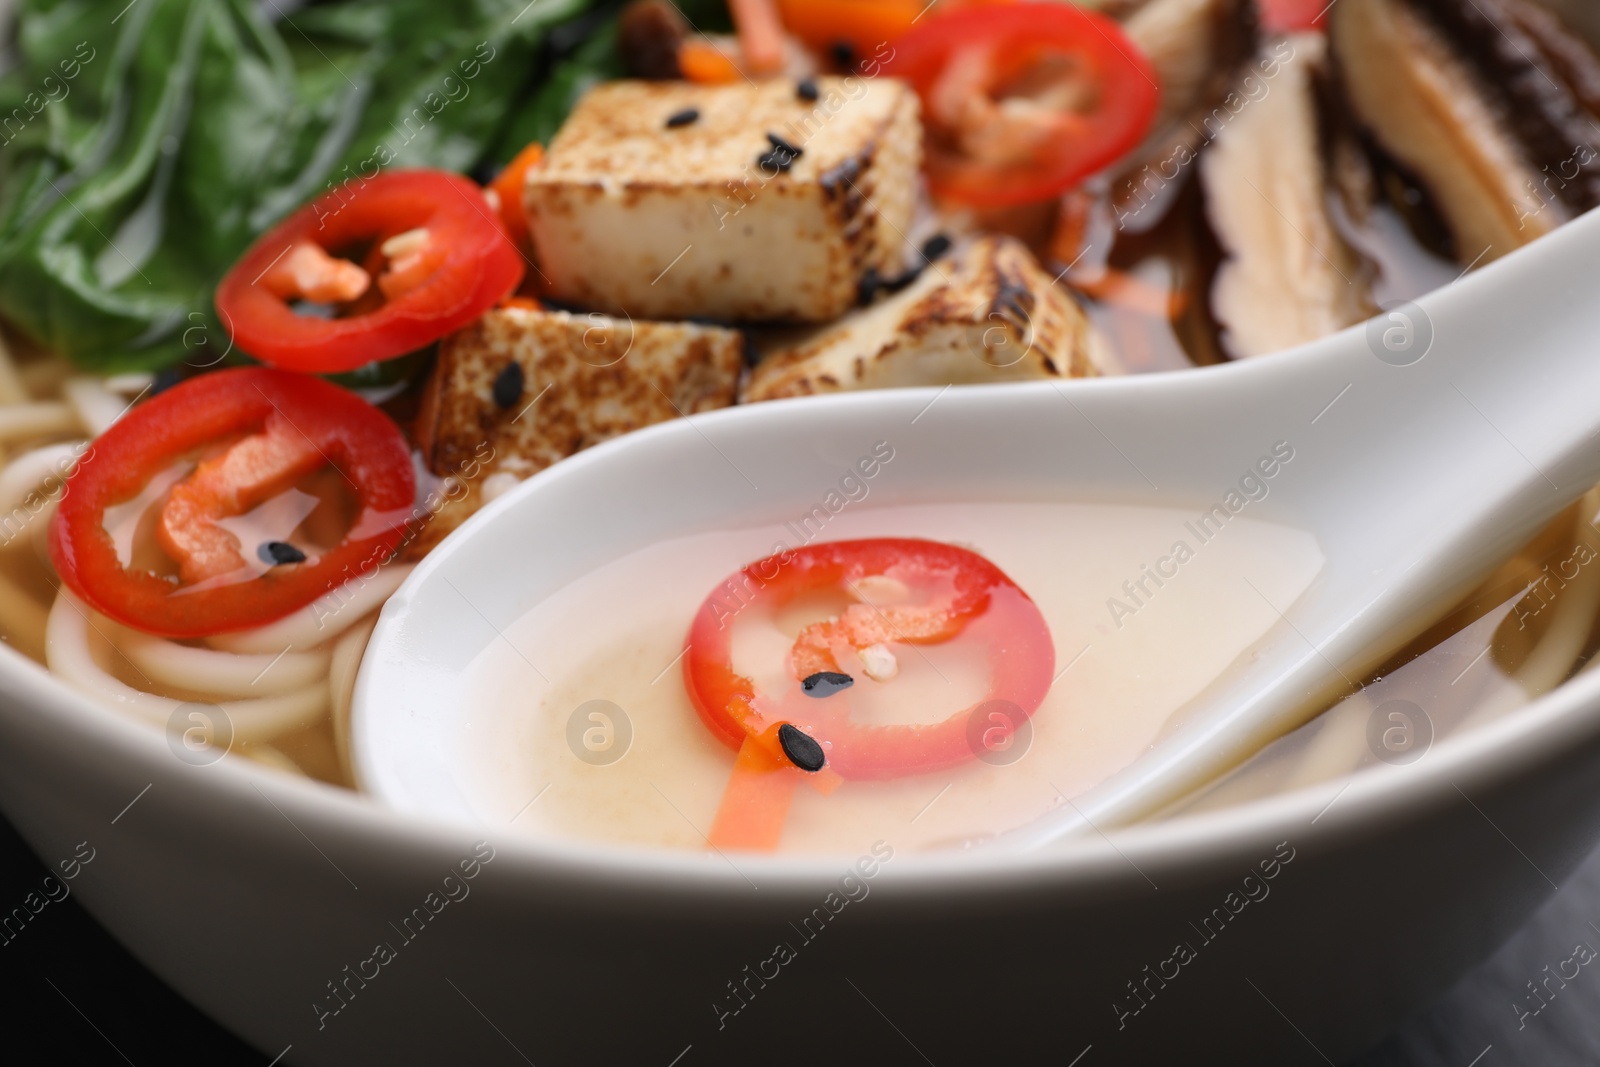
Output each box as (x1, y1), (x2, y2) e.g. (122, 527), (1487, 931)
(1329, 0), (1570, 265)
(1407, 0), (1600, 211)
(1110, 0), (1258, 229)
(618, 1), (688, 80)
(1538, 0), (1600, 51)
(1201, 34), (1373, 359)
(1124, 0), (1258, 142)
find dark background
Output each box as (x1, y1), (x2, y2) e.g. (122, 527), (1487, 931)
(1, 806), (1596, 1066)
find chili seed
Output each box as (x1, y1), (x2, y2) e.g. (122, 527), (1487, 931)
(766, 132), (804, 159)
(801, 670), (854, 697)
(259, 541), (307, 566)
(665, 107), (700, 129)
(796, 78), (820, 102)
(778, 723), (827, 772)
(920, 233), (952, 263)
(492, 360), (525, 409)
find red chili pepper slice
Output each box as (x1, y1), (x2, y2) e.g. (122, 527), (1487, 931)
(883, 2), (1160, 208)
(50, 368), (416, 638)
(215, 170), (523, 373)
(684, 538), (1055, 850)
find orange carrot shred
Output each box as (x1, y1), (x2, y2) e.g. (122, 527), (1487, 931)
(488, 141), (545, 253)
(707, 735), (799, 851)
(679, 39), (742, 84)
(1069, 268), (1182, 319)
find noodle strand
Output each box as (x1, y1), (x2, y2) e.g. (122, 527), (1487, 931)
(328, 614), (379, 788)
(115, 626), (334, 698)
(46, 591), (328, 741)
(206, 564), (412, 654)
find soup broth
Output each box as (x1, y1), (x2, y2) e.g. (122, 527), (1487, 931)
(467, 501), (1325, 853)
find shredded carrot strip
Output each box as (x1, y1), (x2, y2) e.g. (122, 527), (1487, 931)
(730, 0), (787, 74)
(1069, 268), (1184, 319)
(488, 141), (544, 252)
(157, 421), (326, 585)
(1049, 188), (1098, 269)
(679, 39), (742, 84)
(707, 736), (799, 851)
(774, 0), (921, 55)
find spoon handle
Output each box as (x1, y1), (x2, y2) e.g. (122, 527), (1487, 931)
(1012, 205), (1600, 845)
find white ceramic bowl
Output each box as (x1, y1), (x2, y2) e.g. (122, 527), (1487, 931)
(7, 372), (1600, 1064)
(5, 570), (1600, 1064)
(7, 0), (1600, 1047)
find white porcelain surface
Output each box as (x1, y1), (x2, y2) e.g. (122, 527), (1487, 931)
(0, 213), (1596, 1061)
(359, 205), (1600, 847)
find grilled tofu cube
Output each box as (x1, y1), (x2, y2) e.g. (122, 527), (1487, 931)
(742, 236), (1111, 401)
(411, 306), (743, 552)
(525, 76), (921, 323)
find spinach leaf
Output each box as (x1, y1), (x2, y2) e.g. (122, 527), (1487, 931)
(488, 0), (737, 165)
(0, 0), (593, 372)
(493, 12), (625, 157)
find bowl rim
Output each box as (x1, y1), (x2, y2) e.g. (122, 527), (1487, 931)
(11, 611), (1596, 893)
(16, 210), (1600, 896)
(8, 478), (1599, 899)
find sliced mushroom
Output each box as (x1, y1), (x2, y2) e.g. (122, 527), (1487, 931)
(1538, 0), (1600, 50)
(1201, 34), (1373, 359)
(1409, 0), (1600, 209)
(1124, 0), (1259, 142)
(618, 1), (688, 80)
(1329, 0), (1600, 265)
(1108, 0), (1259, 230)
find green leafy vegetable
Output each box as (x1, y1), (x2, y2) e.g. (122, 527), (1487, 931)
(488, 0), (737, 165)
(495, 13), (626, 156)
(0, 0), (595, 372)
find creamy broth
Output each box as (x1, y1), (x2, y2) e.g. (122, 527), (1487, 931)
(467, 501), (1325, 853)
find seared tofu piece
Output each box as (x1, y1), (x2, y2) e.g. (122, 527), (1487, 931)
(411, 307), (743, 551)
(525, 77), (921, 323)
(742, 236), (1109, 401)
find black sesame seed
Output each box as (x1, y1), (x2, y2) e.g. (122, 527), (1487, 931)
(665, 107), (700, 129)
(830, 40), (856, 71)
(881, 268), (920, 294)
(258, 541), (307, 566)
(796, 78), (820, 102)
(777, 723), (827, 772)
(757, 148), (797, 175)
(765, 132), (804, 158)
(492, 360), (525, 409)
(801, 670), (854, 698)
(920, 233), (952, 263)
(857, 268), (882, 306)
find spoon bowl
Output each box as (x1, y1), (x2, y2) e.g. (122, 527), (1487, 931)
(356, 205), (1600, 844)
